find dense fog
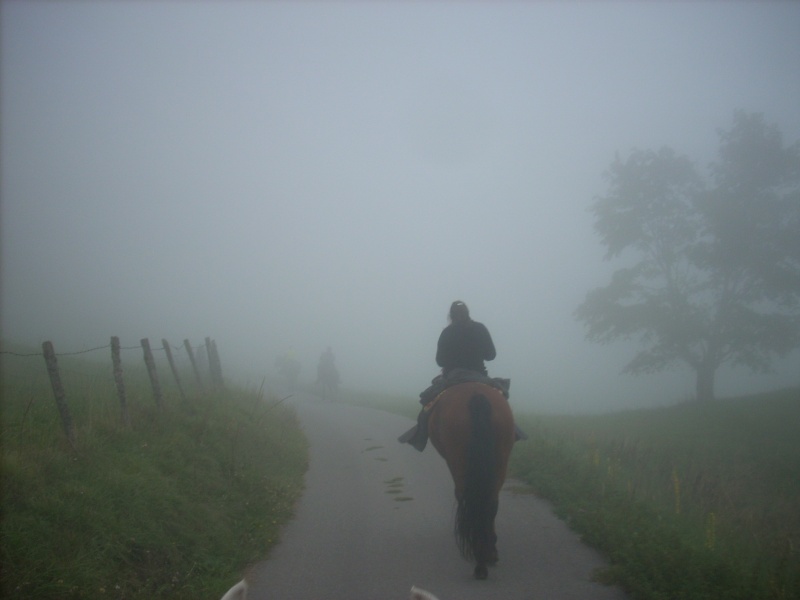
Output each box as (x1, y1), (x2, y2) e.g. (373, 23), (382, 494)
(2, 2), (799, 412)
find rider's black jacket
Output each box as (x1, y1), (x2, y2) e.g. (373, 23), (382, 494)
(435, 320), (496, 376)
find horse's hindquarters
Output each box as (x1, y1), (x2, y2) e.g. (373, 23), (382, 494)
(427, 382), (516, 579)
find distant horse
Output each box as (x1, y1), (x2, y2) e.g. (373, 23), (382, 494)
(316, 365), (339, 401)
(428, 381), (516, 580)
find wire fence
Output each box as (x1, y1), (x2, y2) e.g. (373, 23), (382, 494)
(1, 341), (200, 357)
(2, 336), (225, 451)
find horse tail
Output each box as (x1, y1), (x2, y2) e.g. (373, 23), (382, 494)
(455, 393), (496, 563)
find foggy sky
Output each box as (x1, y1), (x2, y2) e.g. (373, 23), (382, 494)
(2, 2), (799, 412)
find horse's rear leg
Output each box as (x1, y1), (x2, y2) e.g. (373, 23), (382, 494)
(474, 526), (497, 579)
(485, 498), (500, 567)
(488, 530), (499, 565)
(474, 536), (491, 579)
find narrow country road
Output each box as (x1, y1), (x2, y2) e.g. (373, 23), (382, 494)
(242, 393), (629, 600)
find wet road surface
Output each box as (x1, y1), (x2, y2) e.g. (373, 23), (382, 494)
(242, 394), (629, 600)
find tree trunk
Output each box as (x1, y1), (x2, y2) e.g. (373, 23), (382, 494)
(695, 362), (716, 402)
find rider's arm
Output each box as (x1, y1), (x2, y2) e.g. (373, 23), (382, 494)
(436, 327), (452, 369)
(480, 324), (496, 362)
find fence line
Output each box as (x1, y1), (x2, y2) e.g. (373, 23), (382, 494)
(162, 339), (187, 401)
(184, 339), (205, 393)
(0, 340), (207, 358)
(2, 336), (225, 449)
(111, 336), (131, 427)
(42, 341), (77, 450)
(141, 338), (164, 410)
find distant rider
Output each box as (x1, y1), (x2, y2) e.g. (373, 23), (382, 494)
(316, 346), (339, 388)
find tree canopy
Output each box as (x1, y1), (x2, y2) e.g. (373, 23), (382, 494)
(576, 112), (800, 401)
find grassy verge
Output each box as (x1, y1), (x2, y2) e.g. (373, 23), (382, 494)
(510, 388), (800, 600)
(1, 343), (308, 600)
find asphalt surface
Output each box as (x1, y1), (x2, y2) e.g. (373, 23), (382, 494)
(241, 393), (630, 600)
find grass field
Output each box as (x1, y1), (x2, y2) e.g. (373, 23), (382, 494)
(4, 344), (798, 600)
(1, 343), (308, 600)
(511, 388), (800, 600)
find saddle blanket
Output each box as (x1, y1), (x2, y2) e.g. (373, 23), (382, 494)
(419, 368), (510, 406)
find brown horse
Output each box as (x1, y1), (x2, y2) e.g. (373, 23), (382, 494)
(428, 381), (516, 580)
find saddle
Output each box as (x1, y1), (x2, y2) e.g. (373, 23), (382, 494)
(419, 368), (510, 406)
(398, 369), (516, 451)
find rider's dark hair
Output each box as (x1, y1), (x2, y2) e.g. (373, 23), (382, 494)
(449, 301), (471, 324)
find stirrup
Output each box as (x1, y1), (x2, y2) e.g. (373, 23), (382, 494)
(397, 425), (417, 444)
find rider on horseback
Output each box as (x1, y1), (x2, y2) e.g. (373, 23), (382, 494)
(400, 301), (524, 451)
(436, 301), (495, 377)
(316, 346), (340, 399)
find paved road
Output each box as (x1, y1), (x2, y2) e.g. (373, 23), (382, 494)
(243, 394), (629, 600)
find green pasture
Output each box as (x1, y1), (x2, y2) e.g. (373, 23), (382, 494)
(3, 343), (798, 600)
(510, 389), (800, 600)
(0, 343), (308, 599)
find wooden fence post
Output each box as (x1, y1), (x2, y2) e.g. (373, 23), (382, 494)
(111, 336), (130, 426)
(162, 339), (187, 401)
(205, 337), (217, 390)
(42, 341), (76, 447)
(141, 338), (164, 409)
(184, 339), (204, 392)
(208, 339), (224, 390)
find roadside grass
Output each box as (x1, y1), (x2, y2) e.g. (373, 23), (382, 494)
(1, 343), (308, 600)
(510, 388), (800, 600)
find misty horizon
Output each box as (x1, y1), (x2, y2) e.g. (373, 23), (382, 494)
(2, 2), (798, 412)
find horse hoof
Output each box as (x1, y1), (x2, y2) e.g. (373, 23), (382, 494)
(474, 564), (488, 580)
